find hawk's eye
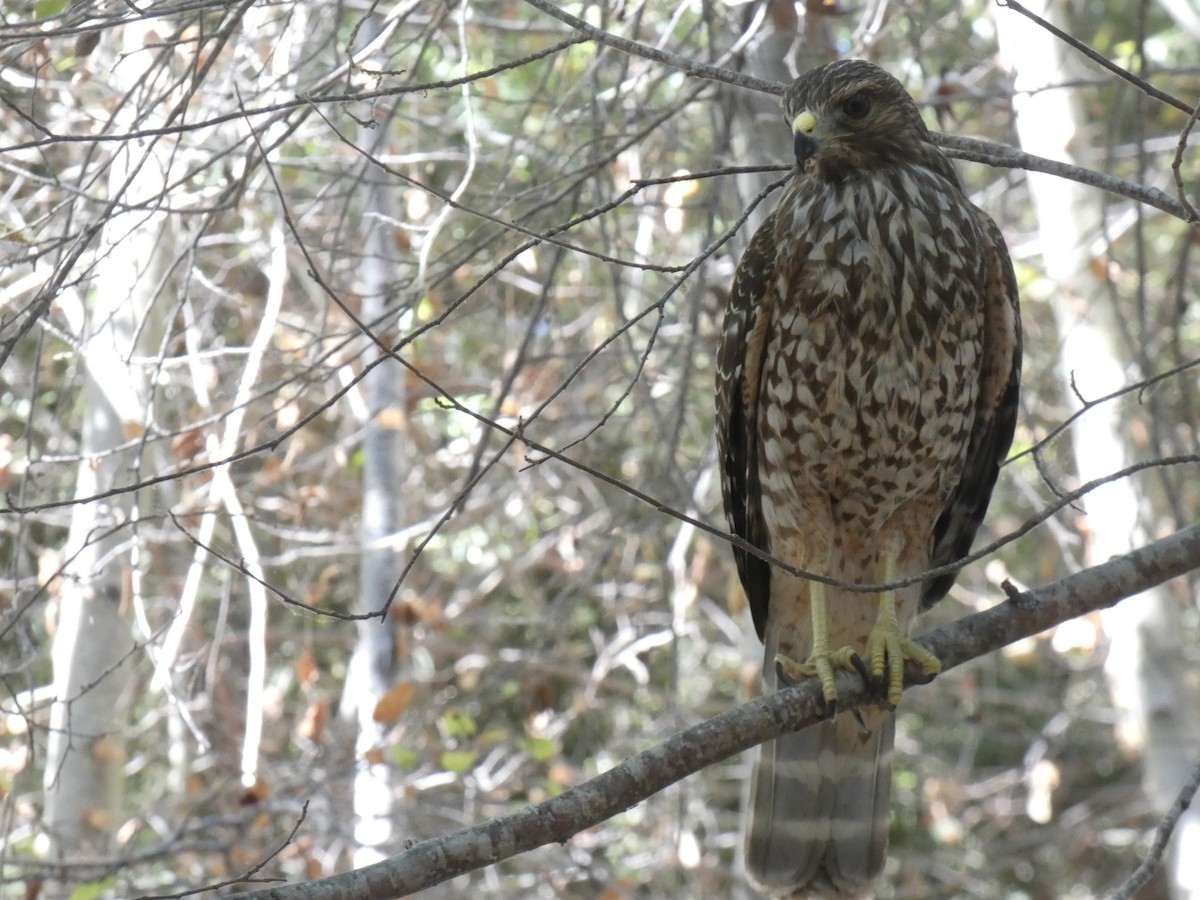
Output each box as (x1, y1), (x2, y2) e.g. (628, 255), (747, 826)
(841, 93), (871, 120)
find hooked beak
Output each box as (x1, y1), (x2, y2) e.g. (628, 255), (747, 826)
(791, 110), (820, 165)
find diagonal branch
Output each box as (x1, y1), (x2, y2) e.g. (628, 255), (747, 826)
(997, 0), (1195, 116)
(934, 132), (1197, 223)
(225, 522), (1200, 900)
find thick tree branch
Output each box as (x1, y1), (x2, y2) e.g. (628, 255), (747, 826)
(227, 522), (1200, 900)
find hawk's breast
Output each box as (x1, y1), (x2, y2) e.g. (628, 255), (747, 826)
(758, 166), (986, 536)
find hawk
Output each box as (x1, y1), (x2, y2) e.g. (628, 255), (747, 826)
(715, 60), (1021, 897)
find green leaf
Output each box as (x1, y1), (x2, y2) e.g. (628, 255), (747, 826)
(36, 0), (69, 17)
(521, 736), (559, 762)
(440, 749), (477, 773)
(441, 707), (476, 739)
(390, 745), (418, 770)
(70, 878), (116, 900)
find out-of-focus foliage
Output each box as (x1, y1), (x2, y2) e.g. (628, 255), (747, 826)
(0, 0), (1197, 897)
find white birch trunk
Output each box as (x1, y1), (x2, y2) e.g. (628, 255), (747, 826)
(338, 17), (402, 865)
(996, 5), (1200, 895)
(41, 22), (174, 890)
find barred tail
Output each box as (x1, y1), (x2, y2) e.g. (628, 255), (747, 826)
(745, 698), (893, 897)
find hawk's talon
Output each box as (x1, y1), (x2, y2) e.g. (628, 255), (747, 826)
(775, 646), (859, 704)
(849, 651), (871, 684)
(865, 624), (942, 707)
(906, 665), (940, 687)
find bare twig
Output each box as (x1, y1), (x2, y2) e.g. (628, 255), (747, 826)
(935, 133), (1198, 224)
(133, 802), (309, 899)
(519, 0), (783, 96)
(1170, 98), (1200, 224)
(998, 0), (1195, 116)
(225, 522), (1200, 900)
(1008, 356), (1200, 465)
(1109, 759), (1200, 900)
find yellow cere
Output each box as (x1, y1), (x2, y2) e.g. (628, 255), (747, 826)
(791, 110), (817, 135)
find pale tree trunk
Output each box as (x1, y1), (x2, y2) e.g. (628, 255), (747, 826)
(41, 22), (174, 890)
(338, 18), (402, 864)
(996, 5), (1200, 896)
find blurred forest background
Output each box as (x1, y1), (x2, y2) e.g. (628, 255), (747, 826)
(1, 0), (1199, 897)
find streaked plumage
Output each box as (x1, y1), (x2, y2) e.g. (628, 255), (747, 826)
(715, 60), (1021, 898)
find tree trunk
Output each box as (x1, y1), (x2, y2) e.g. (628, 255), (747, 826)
(41, 20), (174, 890)
(338, 17), (402, 864)
(996, 5), (1200, 896)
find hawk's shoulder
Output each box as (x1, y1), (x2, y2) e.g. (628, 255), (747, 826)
(923, 209), (1022, 608)
(716, 210), (781, 638)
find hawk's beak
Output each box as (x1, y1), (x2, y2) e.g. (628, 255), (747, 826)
(792, 110), (821, 166)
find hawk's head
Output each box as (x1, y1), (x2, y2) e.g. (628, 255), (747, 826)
(782, 60), (935, 181)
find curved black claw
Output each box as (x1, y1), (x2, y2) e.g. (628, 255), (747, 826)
(850, 652), (871, 685)
(904, 662), (940, 687)
(849, 652), (890, 703)
(774, 658), (797, 688)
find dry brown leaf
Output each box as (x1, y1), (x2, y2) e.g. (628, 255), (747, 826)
(90, 735), (125, 765)
(238, 777), (271, 806)
(295, 646), (320, 687)
(547, 762), (575, 787)
(80, 807), (112, 830)
(296, 698), (329, 742)
(376, 406), (406, 430)
(372, 681), (415, 725)
(171, 427), (205, 461)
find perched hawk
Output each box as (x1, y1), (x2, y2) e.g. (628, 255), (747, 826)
(715, 60), (1021, 897)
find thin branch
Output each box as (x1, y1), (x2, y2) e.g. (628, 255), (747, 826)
(519, 0), (784, 96)
(935, 133), (1197, 223)
(226, 522), (1200, 899)
(1109, 759), (1200, 900)
(536, 173), (789, 457)
(1170, 97), (1200, 224)
(998, 0), (1195, 116)
(0, 33), (590, 154)
(1007, 356), (1200, 465)
(167, 512), (370, 621)
(132, 802), (309, 900)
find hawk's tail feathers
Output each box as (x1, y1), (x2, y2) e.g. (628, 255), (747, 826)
(745, 708), (894, 898)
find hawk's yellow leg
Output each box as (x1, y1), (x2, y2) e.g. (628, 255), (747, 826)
(775, 579), (860, 704)
(866, 548), (942, 706)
